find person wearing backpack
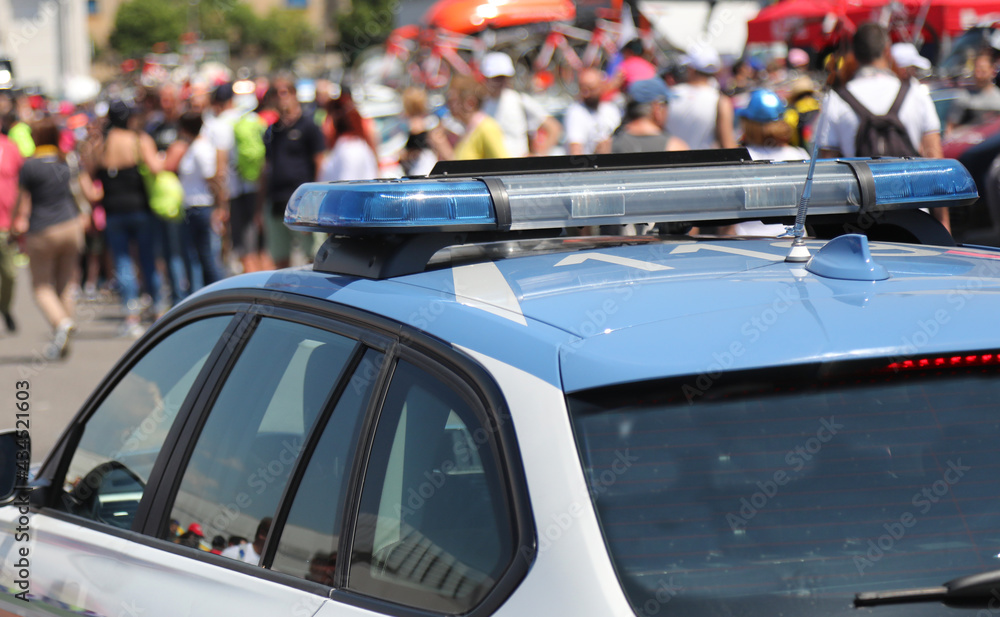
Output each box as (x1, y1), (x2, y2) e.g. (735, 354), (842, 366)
(817, 23), (948, 231)
(207, 82), (271, 274)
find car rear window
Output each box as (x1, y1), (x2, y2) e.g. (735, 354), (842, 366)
(568, 362), (1000, 616)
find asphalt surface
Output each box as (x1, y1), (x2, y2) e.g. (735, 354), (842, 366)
(0, 264), (138, 465)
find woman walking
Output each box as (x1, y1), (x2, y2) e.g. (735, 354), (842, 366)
(11, 117), (86, 359)
(79, 101), (163, 338)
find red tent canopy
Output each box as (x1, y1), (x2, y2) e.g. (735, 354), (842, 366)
(748, 0), (1000, 43)
(746, 0), (846, 44)
(424, 0), (576, 34)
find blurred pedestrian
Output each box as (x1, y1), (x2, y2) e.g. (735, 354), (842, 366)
(430, 75), (508, 161)
(164, 111), (226, 291)
(612, 38), (658, 91)
(946, 51), (1000, 136)
(261, 78), (325, 269)
(400, 87), (438, 176)
(784, 76), (822, 150)
(817, 23), (946, 229)
(319, 96), (378, 182)
(0, 115), (23, 333)
(667, 47), (738, 150)
(565, 68), (621, 155)
(78, 100), (164, 338)
(733, 89), (808, 237)
(147, 83), (189, 305)
(612, 79), (688, 153)
(12, 117), (85, 359)
(480, 52), (562, 156)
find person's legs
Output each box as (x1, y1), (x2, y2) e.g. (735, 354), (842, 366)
(25, 227), (69, 329)
(266, 212), (292, 269)
(133, 212), (161, 309)
(52, 219), (84, 323)
(104, 213), (141, 327)
(0, 230), (17, 332)
(186, 206), (223, 287)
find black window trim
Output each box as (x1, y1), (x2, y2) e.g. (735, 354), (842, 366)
(259, 343), (377, 570)
(141, 300), (386, 541)
(337, 344), (536, 617)
(36, 303), (249, 530)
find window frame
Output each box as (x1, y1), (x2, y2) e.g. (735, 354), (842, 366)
(33, 288), (536, 613)
(334, 346), (535, 617)
(33, 301), (248, 536)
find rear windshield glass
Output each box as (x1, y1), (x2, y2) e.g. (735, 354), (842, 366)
(569, 365), (1000, 616)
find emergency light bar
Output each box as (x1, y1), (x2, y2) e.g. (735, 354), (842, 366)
(285, 158), (977, 235)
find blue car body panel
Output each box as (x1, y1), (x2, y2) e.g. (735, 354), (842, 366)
(201, 238), (1000, 392)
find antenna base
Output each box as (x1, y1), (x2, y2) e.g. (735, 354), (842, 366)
(785, 241), (812, 263)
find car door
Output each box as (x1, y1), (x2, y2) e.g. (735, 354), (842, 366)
(0, 306), (242, 616)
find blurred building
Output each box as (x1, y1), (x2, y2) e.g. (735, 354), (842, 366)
(0, 0), (92, 97)
(87, 0), (347, 49)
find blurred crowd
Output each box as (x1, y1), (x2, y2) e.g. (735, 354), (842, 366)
(1, 26), (998, 358)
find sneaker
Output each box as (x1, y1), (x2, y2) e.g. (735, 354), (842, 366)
(45, 321), (73, 360)
(118, 321), (146, 340)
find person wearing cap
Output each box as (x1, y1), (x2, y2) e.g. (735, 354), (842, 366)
(666, 47), (738, 150)
(479, 51), (561, 157)
(784, 76), (821, 150)
(817, 23), (946, 229)
(731, 89), (808, 237)
(564, 68), (622, 155)
(611, 78), (688, 153)
(179, 522), (204, 549)
(429, 75), (508, 161)
(738, 89), (808, 161)
(890, 42), (931, 80)
(946, 51), (1000, 137)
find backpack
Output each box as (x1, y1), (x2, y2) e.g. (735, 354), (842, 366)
(834, 78), (920, 157)
(233, 112), (266, 182)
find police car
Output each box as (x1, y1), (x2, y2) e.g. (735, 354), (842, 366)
(2, 150), (1000, 617)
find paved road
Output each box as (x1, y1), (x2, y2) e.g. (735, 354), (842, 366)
(0, 265), (136, 465)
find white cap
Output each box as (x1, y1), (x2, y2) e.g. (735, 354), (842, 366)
(481, 52), (515, 78)
(891, 42), (931, 70)
(681, 47), (722, 74)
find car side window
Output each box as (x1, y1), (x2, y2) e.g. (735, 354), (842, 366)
(271, 349), (384, 584)
(164, 318), (356, 564)
(347, 360), (514, 613)
(56, 316), (232, 529)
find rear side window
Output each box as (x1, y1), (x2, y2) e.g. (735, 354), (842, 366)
(347, 360), (514, 613)
(164, 318), (356, 560)
(56, 316), (231, 529)
(569, 366), (1000, 616)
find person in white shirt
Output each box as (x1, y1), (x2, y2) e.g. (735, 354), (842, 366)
(564, 68), (622, 155)
(817, 22), (946, 229)
(479, 52), (562, 157)
(318, 96), (378, 182)
(220, 518), (271, 565)
(666, 47), (737, 150)
(164, 111), (226, 289)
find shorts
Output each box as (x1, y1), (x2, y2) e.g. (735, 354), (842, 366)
(266, 212), (323, 265)
(229, 192), (263, 257)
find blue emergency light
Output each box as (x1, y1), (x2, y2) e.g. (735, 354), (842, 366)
(285, 157), (977, 235)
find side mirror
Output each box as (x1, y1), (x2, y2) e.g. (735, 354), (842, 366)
(0, 429), (29, 506)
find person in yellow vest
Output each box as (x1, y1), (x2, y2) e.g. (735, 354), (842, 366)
(428, 75), (508, 161)
(784, 76), (821, 151)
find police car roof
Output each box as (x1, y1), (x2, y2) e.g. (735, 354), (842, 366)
(206, 237), (1000, 393)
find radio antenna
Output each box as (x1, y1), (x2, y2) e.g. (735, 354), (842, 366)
(786, 91), (831, 263)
